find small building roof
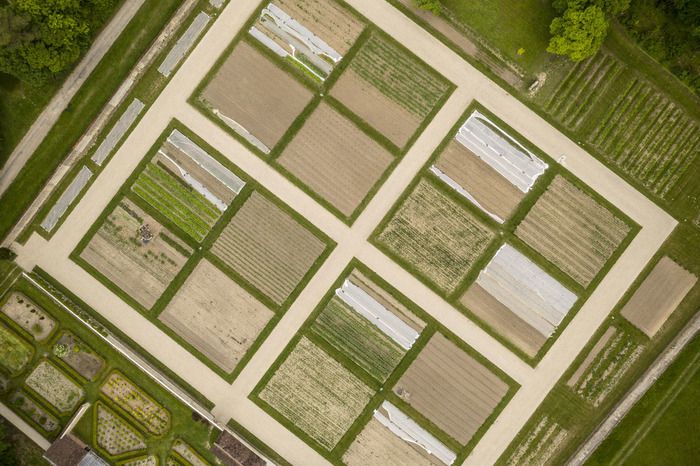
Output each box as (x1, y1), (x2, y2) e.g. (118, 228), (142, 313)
(44, 435), (88, 466)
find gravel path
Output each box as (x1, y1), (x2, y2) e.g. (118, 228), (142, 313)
(9, 0), (678, 464)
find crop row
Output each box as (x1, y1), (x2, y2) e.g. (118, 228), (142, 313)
(310, 298), (405, 382)
(350, 34), (448, 118)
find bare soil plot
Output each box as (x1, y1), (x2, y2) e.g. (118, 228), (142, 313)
(0, 325), (33, 374)
(271, 0), (364, 55)
(79, 200), (191, 309)
(460, 283), (545, 358)
(276, 102), (394, 217)
(2, 292), (56, 341)
(211, 192), (326, 305)
(310, 297), (405, 382)
(516, 175), (631, 287)
(375, 179), (495, 294)
(393, 333), (509, 444)
(25, 360), (84, 413)
(200, 41), (314, 152)
(620, 256), (697, 338)
(55, 332), (105, 380)
(343, 417), (444, 466)
(331, 33), (450, 147)
(159, 260), (274, 373)
(433, 140), (524, 222)
(101, 371), (170, 435)
(95, 402), (147, 457)
(258, 337), (373, 450)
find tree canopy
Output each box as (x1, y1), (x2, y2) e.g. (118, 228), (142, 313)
(0, 0), (114, 86)
(547, 5), (609, 61)
(414, 0), (441, 16)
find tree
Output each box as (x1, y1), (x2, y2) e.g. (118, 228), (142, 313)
(0, 0), (113, 86)
(547, 5), (608, 61)
(414, 0), (441, 15)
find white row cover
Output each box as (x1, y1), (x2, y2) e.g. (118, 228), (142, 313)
(41, 166), (93, 232)
(476, 244), (577, 337)
(428, 165), (505, 224)
(455, 110), (547, 192)
(375, 401), (456, 466)
(167, 129), (246, 195)
(262, 3), (341, 62)
(158, 11), (211, 77)
(335, 279), (419, 350)
(91, 99), (145, 166)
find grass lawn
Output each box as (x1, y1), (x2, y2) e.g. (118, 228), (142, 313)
(0, 0), (184, 243)
(585, 334), (700, 466)
(440, 0), (558, 74)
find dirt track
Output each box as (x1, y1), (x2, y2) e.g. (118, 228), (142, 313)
(9, 0), (678, 464)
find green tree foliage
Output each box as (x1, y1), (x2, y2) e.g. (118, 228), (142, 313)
(0, 0), (114, 86)
(621, 0), (700, 95)
(547, 5), (609, 61)
(414, 0), (442, 15)
(0, 423), (15, 466)
(549, 0), (630, 61)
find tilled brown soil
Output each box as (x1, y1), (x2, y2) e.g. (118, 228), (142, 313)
(393, 333), (509, 444)
(277, 102), (394, 217)
(201, 41), (313, 150)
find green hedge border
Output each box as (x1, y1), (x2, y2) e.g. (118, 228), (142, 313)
(69, 119), (336, 384)
(250, 258), (519, 465)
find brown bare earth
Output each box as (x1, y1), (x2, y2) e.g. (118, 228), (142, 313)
(200, 41), (314, 150)
(79, 200), (191, 309)
(272, 0), (365, 55)
(276, 102), (394, 217)
(516, 175), (631, 287)
(343, 417), (443, 466)
(434, 140), (524, 221)
(330, 69), (421, 148)
(620, 256), (697, 338)
(393, 333), (509, 444)
(460, 283), (545, 358)
(349, 270), (426, 332)
(158, 260), (274, 373)
(211, 192), (326, 305)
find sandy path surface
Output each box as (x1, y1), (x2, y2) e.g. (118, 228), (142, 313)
(10, 0), (678, 464)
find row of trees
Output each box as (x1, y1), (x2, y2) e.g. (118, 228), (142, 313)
(0, 0), (115, 86)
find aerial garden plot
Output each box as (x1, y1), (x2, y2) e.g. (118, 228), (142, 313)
(74, 123), (333, 381)
(252, 262), (517, 464)
(498, 254), (698, 466)
(372, 104), (637, 362)
(0, 275), (222, 465)
(193, 0), (452, 222)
